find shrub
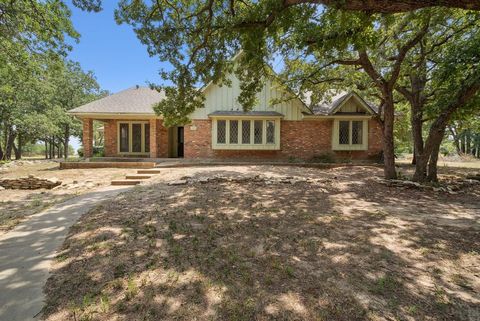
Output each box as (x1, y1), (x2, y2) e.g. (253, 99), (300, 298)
(311, 152), (335, 163)
(77, 146), (105, 157)
(93, 146), (104, 157)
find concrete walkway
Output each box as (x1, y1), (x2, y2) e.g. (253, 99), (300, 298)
(0, 186), (131, 321)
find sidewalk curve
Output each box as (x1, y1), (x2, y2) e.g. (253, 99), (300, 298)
(0, 186), (131, 321)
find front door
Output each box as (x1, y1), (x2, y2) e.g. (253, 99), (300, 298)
(177, 127), (184, 158)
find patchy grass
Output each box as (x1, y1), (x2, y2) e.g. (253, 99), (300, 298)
(0, 160), (133, 232)
(42, 166), (480, 321)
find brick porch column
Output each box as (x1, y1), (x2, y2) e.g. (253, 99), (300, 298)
(149, 119), (158, 158)
(82, 118), (93, 158)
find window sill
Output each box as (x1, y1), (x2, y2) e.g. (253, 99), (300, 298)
(212, 144), (280, 150)
(332, 145), (368, 151)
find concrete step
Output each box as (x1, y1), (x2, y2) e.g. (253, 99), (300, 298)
(111, 180), (142, 186)
(137, 169), (162, 174)
(125, 174), (151, 180)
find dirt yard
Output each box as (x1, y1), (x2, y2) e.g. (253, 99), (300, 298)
(40, 164), (480, 321)
(0, 160), (135, 232)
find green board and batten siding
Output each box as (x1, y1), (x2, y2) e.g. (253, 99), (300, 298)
(189, 74), (305, 121)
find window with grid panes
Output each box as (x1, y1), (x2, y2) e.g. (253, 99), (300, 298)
(229, 120), (238, 144)
(242, 120), (251, 144)
(217, 120), (226, 144)
(254, 120), (263, 144)
(266, 120), (275, 144)
(213, 119), (279, 149)
(333, 119), (367, 150)
(339, 121), (350, 145)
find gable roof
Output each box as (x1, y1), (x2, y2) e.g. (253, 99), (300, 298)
(69, 87), (165, 115)
(308, 91), (378, 116)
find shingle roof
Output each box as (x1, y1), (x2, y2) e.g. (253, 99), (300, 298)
(69, 87), (165, 115)
(306, 91), (378, 115)
(208, 111), (284, 117)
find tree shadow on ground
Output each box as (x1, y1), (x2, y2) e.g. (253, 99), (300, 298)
(0, 191), (68, 232)
(42, 166), (480, 321)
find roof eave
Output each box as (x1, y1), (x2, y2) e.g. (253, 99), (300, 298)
(303, 114), (374, 120)
(69, 112), (161, 119)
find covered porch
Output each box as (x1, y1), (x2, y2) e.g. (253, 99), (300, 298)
(81, 117), (184, 158)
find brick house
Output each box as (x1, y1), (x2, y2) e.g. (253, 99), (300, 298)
(69, 75), (383, 161)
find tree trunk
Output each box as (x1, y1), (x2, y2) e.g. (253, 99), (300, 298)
(413, 154), (429, 182)
(448, 126), (461, 155)
(466, 130), (471, 154)
(57, 138), (61, 159)
(12, 143), (20, 160)
(13, 134), (22, 160)
(0, 144), (3, 160)
(49, 137), (53, 159)
(64, 124), (70, 159)
(2, 128), (8, 160)
(427, 134), (442, 182)
(397, 73), (426, 181)
(411, 107), (424, 156)
(382, 96), (397, 179)
(5, 129), (16, 161)
(421, 114), (449, 182)
(44, 140), (48, 159)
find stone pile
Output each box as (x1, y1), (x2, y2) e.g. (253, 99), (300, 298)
(466, 173), (480, 181)
(168, 174), (327, 186)
(0, 175), (62, 190)
(378, 177), (479, 194)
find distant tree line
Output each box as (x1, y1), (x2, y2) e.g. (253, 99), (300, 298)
(0, 0), (105, 160)
(449, 119), (480, 158)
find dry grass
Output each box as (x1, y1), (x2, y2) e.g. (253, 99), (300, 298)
(0, 160), (133, 232)
(43, 165), (480, 321)
(397, 154), (480, 169)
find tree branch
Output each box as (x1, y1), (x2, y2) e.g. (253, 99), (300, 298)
(284, 0), (480, 13)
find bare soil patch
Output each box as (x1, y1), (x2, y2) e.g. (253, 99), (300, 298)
(43, 165), (480, 321)
(0, 160), (134, 232)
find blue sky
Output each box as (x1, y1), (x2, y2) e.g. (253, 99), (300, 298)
(67, 2), (171, 150)
(67, 2), (168, 93)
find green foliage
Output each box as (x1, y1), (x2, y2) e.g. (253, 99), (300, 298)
(93, 146), (105, 157)
(311, 152), (336, 163)
(394, 102), (412, 155)
(114, 1), (437, 124)
(22, 143), (50, 156)
(403, 10), (480, 128)
(0, 0), (106, 160)
(22, 143), (44, 156)
(0, 55), (103, 159)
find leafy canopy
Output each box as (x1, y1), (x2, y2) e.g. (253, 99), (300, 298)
(114, 1), (447, 125)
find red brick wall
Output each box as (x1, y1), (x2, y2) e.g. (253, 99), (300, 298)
(82, 118), (93, 157)
(102, 119), (168, 158)
(184, 120), (213, 158)
(103, 120), (117, 156)
(184, 119), (383, 161)
(100, 118), (382, 160)
(157, 120), (169, 158)
(149, 119), (158, 158)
